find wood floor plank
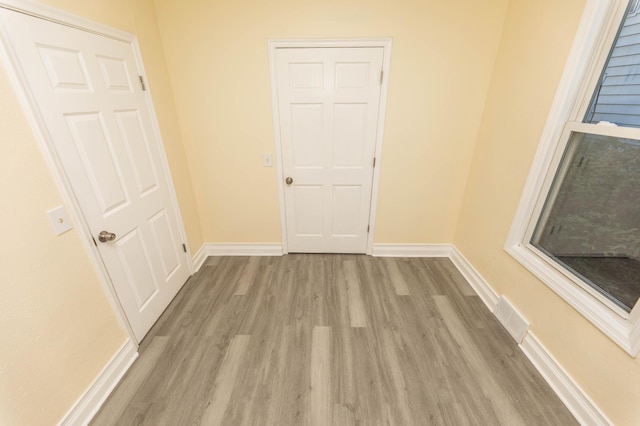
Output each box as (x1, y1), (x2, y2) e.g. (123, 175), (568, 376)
(201, 334), (251, 425)
(382, 258), (411, 296)
(439, 258), (477, 296)
(343, 260), (367, 328)
(261, 325), (294, 426)
(379, 328), (415, 425)
(350, 327), (387, 424)
(233, 256), (261, 295)
(434, 295), (528, 425)
(278, 322), (311, 425)
(92, 254), (578, 426)
(310, 326), (331, 426)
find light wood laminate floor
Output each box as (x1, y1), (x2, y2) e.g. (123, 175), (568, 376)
(91, 255), (577, 425)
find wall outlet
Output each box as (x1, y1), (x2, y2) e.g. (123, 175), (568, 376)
(263, 152), (273, 167)
(47, 205), (73, 235)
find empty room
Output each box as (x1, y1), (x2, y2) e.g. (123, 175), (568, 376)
(1, 0), (639, 424)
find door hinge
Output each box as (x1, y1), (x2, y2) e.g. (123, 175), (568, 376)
(182, 243), (187, 253)
(139, 75), (146, 91)
(380, 70), (383, 85)
(367, 225), (370, 233)
(373, 157), (376, 168)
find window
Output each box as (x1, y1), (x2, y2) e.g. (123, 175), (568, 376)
(506, 0), (640, 356)
(531, 131), (640, 312)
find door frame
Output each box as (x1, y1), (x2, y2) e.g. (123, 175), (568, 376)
(268, 38), (393, 255)
(0, 0), (194, 345)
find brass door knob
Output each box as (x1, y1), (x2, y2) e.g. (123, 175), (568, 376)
(285, 177), (293, 185)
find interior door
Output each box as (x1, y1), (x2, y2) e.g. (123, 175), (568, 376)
(0, 10), (190, 341)
(275, 47), (384, 253)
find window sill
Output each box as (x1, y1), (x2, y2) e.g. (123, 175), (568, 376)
(505, 242), (640, 357)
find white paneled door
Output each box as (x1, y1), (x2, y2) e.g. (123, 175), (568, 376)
(0, 10), (190, 341)
(275, 47), (384, 253)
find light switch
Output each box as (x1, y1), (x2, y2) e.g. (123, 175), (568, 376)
(47, 205), (73, 235)
(263, 152), (273, 167)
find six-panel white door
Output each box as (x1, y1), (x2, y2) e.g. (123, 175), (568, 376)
(275, 47), (383, 253)
(0, 10), (190, 341)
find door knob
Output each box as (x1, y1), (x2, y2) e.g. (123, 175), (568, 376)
(98, 231), (117, 243)
(285, 177), (293, 185)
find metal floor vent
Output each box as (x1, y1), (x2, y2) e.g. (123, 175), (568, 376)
(494, 296), (530, 343)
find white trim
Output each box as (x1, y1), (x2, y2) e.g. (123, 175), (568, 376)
(504, 0), (640, 357)
(267, 38), (393, 255)
(520, 333), (612, 426)
(371, 243), (452, 257)
(198, 243), (284, 257)
(58, 340), (137, 426)
(267, 42), (288, 254)
(0, 0), (133, 42)
(505, 0), (622, 253)
(269, 38), (395, 49)
(0, 1), (193, 345)
(448, 247), (500, 312)
(365, 40), (393, 256)
(192, 244), (209, 272)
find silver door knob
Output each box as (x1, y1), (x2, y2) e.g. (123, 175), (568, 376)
(98, 231), (117, 243)
(285, 177), (293, 185)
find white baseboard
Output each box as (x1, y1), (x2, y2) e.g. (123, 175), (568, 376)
(448, 247), (499, 311)
(195, 243), (284, 262)
(520, 333), (611, 426)
(192, 244), (209, 272)
(58, 339), (137, 426)
(371, 243), (453, 257)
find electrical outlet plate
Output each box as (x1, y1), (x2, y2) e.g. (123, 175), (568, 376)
(47, 205), (73, 235)
(263, 152), (273, 167)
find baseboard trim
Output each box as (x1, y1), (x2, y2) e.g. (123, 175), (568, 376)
(520, 332), (611, 426)
(371, 243), (453, 257)
(448, 247), (499, 311)
(192, 244), (209, 272)
(58, 339), (137, 426)
(197, 243), (284, 259)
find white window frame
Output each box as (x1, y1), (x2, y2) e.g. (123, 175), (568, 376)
(505, 0), (640, 357)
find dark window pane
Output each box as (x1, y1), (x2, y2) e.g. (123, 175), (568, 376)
(532, 132), (640, 311)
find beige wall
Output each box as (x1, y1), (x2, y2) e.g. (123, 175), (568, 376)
(0, 58), (125, 426)
(454, 0), (640, 424)
(0, 0), (201, 424)
(4, 0), (639, 424)
(152, 0), (509, 244)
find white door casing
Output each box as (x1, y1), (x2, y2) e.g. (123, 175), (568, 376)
(0, 9), (191, 341)
(271, 42), (391, 254)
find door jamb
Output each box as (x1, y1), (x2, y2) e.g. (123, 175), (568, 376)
(268, 38), (393, 255)
(0, 0), (194, 345)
